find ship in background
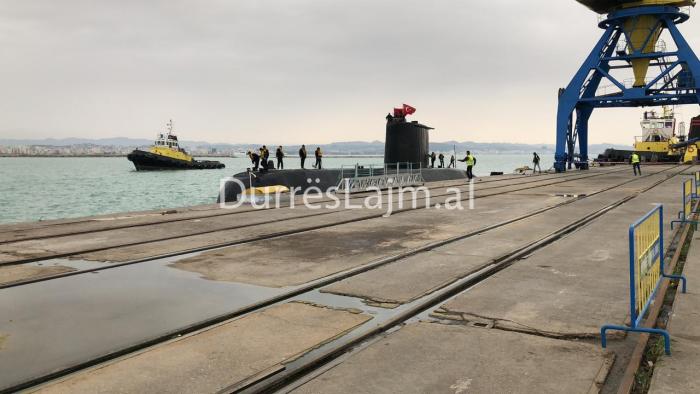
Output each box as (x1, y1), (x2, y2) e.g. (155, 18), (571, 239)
(595, 107), (687, 163)
(681, 114), (700, 162)
(127, 120), (225, 171)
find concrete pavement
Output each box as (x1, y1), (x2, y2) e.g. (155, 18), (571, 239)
(291, 322), (614, 394)
(31, 302), (371, 394)
(1, 165), (695, 393)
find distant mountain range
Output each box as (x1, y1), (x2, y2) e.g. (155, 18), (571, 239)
(0, 137), (631, 156)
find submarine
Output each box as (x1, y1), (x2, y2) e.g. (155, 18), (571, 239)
(218, 107), (468, 203)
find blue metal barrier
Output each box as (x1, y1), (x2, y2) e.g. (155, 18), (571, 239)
(671, 179), (698, 230)
(601, 205), (688, 355)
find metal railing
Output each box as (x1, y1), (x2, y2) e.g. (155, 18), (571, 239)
(338, 162), (420, 178)
(615, 38), (668, 54)
(595, 74), (696, 96)
(337, 162), (424, 193)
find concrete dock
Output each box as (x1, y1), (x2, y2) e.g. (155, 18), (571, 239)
(1, 165), (698, 393)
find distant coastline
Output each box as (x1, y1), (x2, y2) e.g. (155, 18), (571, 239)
(0, 137), (631, 158)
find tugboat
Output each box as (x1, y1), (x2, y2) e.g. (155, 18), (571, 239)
(595, 106), (684, 164)
(127, 120), (225, 171)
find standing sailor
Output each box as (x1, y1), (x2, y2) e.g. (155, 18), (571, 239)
(458, 151), (477, 180)
(276, 146), (285, 169)
(314, 147), (323, 169)
(262, 145), (270, 164)
(259, 147), (268, 171)
(299, 145), (307, 169)
(532, 152), (541, 174)
(631, 152), (641, 176)
(438, 153), (445, 168)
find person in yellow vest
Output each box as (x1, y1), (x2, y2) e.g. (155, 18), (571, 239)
(259, 147), (268, 171)
(458, 150), (477, 180)
(630, 152), (641, 176)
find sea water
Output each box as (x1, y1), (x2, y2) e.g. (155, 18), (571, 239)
(0, 154), (550, 224)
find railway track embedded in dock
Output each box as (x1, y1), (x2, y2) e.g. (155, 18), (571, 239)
(0, 172), (580, 245)
(0, 167), (636, 277)
(0, 167), (650, 291)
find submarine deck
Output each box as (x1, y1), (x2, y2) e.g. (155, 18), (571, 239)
(1, 165), (698, 394)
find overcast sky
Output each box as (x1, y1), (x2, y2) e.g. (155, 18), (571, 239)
(1, 0), (699, 144)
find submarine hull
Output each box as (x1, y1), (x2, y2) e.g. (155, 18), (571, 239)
(218, 168), (467, 203)
(127, 150), (225, 171)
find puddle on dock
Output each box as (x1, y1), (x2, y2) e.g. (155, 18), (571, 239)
(0, 263), (440, 391)
(0, 260), (285, 391)
(294, 290), (395, 319)
(29, 257), (107, 271)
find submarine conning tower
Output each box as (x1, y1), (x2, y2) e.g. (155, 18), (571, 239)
(384, 105), (434, 168)
(555, 0), (700, 172)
